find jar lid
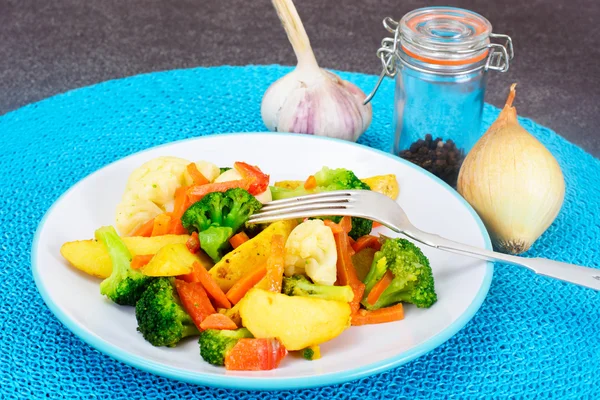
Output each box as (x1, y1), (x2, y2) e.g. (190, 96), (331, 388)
(400, 7), (492, 65)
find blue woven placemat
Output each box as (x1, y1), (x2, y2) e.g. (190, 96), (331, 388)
(1, 65), (599, 399)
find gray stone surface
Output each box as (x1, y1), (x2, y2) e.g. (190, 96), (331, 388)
(1, 0), (599, 157)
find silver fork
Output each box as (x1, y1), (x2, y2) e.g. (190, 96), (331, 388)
(248, 190), (600, 291)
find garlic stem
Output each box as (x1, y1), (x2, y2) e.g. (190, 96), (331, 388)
(271, 0), (320, 75)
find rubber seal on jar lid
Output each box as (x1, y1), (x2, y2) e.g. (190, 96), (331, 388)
(399, 7), (492, 65)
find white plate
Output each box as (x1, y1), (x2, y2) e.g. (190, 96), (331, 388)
(32, 132), (493, 390)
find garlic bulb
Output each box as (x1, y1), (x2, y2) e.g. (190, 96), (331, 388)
(457, 84), (565, 254)
(261, 0), (372, 141)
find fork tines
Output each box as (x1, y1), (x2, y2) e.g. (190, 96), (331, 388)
(247, 191), (356, 225)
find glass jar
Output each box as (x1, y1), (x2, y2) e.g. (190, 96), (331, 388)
(365, 7), (513, 187)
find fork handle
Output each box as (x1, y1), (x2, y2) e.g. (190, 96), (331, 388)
(403, 228), (600, 291)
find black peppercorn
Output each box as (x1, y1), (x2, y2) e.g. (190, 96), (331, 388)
(398, 135), (465, 187)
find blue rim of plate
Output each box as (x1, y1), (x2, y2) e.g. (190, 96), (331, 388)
(31, 132), (494, 391)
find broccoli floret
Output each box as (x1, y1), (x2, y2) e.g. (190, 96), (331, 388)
(282, 275), (354, 302)
(302, 345), (321, 360)
(198, 226), (233, 262)
(271, 167), (369, 199)
(314, 167), (371, 191)
(361, 238), (437, 310)
(270, 167), (373, 239)
(135, 278), (200, 347)
(96, 226), (152, 306)
(181, 188), (262, 262)
(199, 328), (254, 366)
(223, 187), (263, 232)
(219, 167), (231, 174)
(181, 190), (229, 232)
(243, 221), (269, 239)
(303, 347), (315, 360)
(182, 188), (261, 234)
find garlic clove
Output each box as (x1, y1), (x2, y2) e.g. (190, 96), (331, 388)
(457, 84), (565, 254)
(261, 70), (303, 132)
(273, 73), (371, 140)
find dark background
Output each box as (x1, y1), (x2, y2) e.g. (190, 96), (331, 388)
(1, 0), (599, 157)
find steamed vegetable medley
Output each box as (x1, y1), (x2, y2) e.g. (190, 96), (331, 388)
(60, 157), (437, 371)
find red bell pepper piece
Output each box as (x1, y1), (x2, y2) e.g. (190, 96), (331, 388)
(224, 338), (287, 371)
(186, 232), (200, 254)
(233, 162), (270, 195)
(186, 162), (269, 202)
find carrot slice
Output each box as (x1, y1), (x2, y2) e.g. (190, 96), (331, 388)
(347, 243), (356, 257)
(351, 303), (404, 326)
(229, 231), (250, 249)
(323, 219), (343, 234)
(179, 258), (202, 283)
(265, 235), (285, 293)
(339, 216), (352, 233)
(226, 264), (267, 305)
(352, 235), (382, 253)
(168, 219), (188, 235)
(187, 180), (251, 203)
(199, 313), (238, 330)
(187, 163), (210, 186)
(151, 213), (172, 236)
(366, 270), (393, 306)
(191, 261), (232, 309)
(225, 338), (287, 371)
(186, 231), (200, 254)
(372, 222), (382, 229)
(330, 218), (365, 314)
(303, 175), (317, 190)
(171, 186), (190, 218)
(131, 218), (155, 237)
(174, 279), (216, 330)
(167, 186), (191, 234)
(130, 254), (154, 270)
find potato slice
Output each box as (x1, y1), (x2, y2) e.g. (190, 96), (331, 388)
(60, 240), (113, 279)
(273, 174), (400, 200)
(208, 220), (297, 292)
(140, 243), (207, 277)
(240, 288), (351, 351)
(219, 273), (272, 326)
(273, 180), (304, 190)
(60, 234), (190, 278)
(219, 302), (243, 326)
(361, 174), (399, 200)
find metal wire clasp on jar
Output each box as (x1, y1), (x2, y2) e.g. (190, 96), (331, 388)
(365, 7), (514, 186)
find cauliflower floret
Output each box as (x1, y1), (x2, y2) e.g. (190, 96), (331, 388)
(116, 156), (219, 235)
(284, 220), (337, 286)
(125, 156), (190, 208)
(115, 192), (164, 236)
(214, 168), (272, 204)
(214, 168), (242, 183)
